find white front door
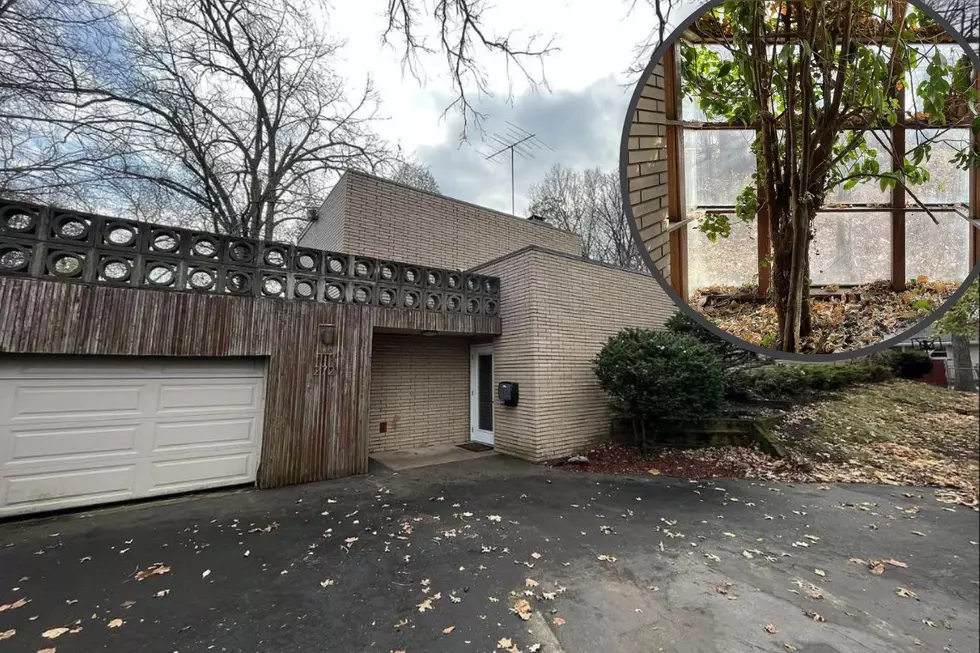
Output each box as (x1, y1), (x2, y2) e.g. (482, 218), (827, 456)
(469, 345), (494, 446)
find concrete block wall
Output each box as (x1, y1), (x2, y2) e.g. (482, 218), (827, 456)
(477, 248), (675, 462)
(299, 171), (583, 269)
(368, 333), (471, 452)
(626, 63), (671, 277)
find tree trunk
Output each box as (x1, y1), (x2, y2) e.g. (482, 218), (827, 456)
(772, 202), (814, 352)
(950, 334), (976, 392)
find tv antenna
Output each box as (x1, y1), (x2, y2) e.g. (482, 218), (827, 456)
(483, 122), (553, 215)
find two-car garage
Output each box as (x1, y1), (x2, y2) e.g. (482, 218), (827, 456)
(0, 356), (265, 518)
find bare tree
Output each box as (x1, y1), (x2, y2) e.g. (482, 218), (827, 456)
(528, 164), (642, 270)
(389, 159), (441, 193)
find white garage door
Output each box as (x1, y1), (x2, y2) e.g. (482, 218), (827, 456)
(0, 356), (265, 518)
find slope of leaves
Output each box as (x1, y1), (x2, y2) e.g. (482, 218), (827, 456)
(693, 279), (959, 353)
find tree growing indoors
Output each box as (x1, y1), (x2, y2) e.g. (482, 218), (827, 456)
(681, 0), (980, 352)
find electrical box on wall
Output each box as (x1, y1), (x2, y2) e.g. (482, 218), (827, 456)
(498, 381), (519, 407)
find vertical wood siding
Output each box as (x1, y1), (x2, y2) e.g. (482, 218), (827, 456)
(0, 276), (374, 488)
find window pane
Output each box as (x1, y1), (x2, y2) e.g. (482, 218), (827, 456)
(905, 44), (967, 116)
(906, 129), (970, 205)
(827, 131), (891, 205)
(810, 212), (891, 285)
(477, 354), (493, 431)
(687, 217), (757, 289)
(684, 130), (756, 208)
(906, 210), (970, 282)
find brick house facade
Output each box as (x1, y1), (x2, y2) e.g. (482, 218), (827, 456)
(299, 170), (675, 462)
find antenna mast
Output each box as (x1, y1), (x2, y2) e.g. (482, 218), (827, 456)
(482, 122), (553, 215)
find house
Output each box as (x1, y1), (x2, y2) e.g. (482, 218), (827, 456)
(0, 173), (673, 518)
(297, 171), (674, 462)
(889, 323), (980, 390)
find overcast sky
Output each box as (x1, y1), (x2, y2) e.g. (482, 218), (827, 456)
(325, 0), (691, 215)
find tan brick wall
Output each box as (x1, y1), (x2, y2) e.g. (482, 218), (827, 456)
(299, 171), (583, 269)
(298, 176), (347, 251)
(469, 251), (540, 460)
(368, 333), (471, 452)
(626, 63), (672, 277)
(477, 248), (675, 462)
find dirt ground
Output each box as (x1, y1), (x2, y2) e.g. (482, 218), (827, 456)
(560, 381), (979, 507)
(692, 279), (958, 353)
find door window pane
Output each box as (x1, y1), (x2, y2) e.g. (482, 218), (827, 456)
(477, 354), (493, 431)
(906, 210), (970, 282)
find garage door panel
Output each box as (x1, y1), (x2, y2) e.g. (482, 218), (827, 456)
(11, 385), (144, 421)
(7, 424), (140, 463)
(149, 453), (254, 492)
(1, 465), (136, 509)
(153, 417), (259, 451)
(1, 356), (265, 517)
(157, 382), (261, 414)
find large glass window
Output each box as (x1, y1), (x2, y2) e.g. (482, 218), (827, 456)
(809, 213), (891, 285)
(687, 217), (758, 289)
(906, 129), (970, 205)
(684, 129), (756, 208)
(906, 210), (970, 282)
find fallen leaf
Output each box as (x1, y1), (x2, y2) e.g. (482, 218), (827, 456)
(530, 552), (542, 560)
(529, 645), (542, 652)
(154, 589), (170, 598)
(541, 591), (556, 600)
(869, 562), (885, 575)
(319, 579), (335, 588)
(202, 569), (211, 579)
(442, 625), (455, 635)
(742, 550), (754, 559)
(511, 598), (533, 621)
(488, 515), (502, 522)
(552, 617), (566, 626)
(596, 554), (617, 563)
(911, 531), (926, 537)
(883, 559), (908, 568)
(765, 623), (779, 634)
(247, 522), (279, 534)
(107, 619), (123, 629)
(42, 628), (70, 639)
(417, 599), (433, 613)
(804, 611), (825, 622)
(37, 649), (57, 653)
(647, 469), (661, 476)
(0, 629), (14, 641)
(525, 578), (539, 587)
(0, 597), (28, 612)
(498, 638), (514, 648)
(814, 569), (826, 577)
(134, 563), (170, 582)
(895, 587), (917, 599)
(393, 618), (409, 629)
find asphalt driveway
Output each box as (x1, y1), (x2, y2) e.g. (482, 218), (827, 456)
(1, 456), (977, 653)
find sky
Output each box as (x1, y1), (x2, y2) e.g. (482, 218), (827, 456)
(323, 0), (692, 215)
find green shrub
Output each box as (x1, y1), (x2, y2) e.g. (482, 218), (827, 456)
(726, 362), (893, 401)
(872, 349), (934, 379)
(665, 311), (756, 368)
(594, 328), (726, 423)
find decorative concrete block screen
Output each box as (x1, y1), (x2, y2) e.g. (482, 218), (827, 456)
(0, 199), (500, 317)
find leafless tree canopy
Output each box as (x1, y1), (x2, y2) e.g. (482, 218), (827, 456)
(527, 164), (642, 271)
(389, 160), (441, 193)
(2, 0), (682, 236)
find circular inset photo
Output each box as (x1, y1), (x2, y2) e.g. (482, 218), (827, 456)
(622, 0), (980, 358)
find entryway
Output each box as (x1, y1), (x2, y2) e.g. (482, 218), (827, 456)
(469, 344), (494, 446)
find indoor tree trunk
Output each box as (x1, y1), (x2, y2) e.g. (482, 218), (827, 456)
(772, 204), (814, 352)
